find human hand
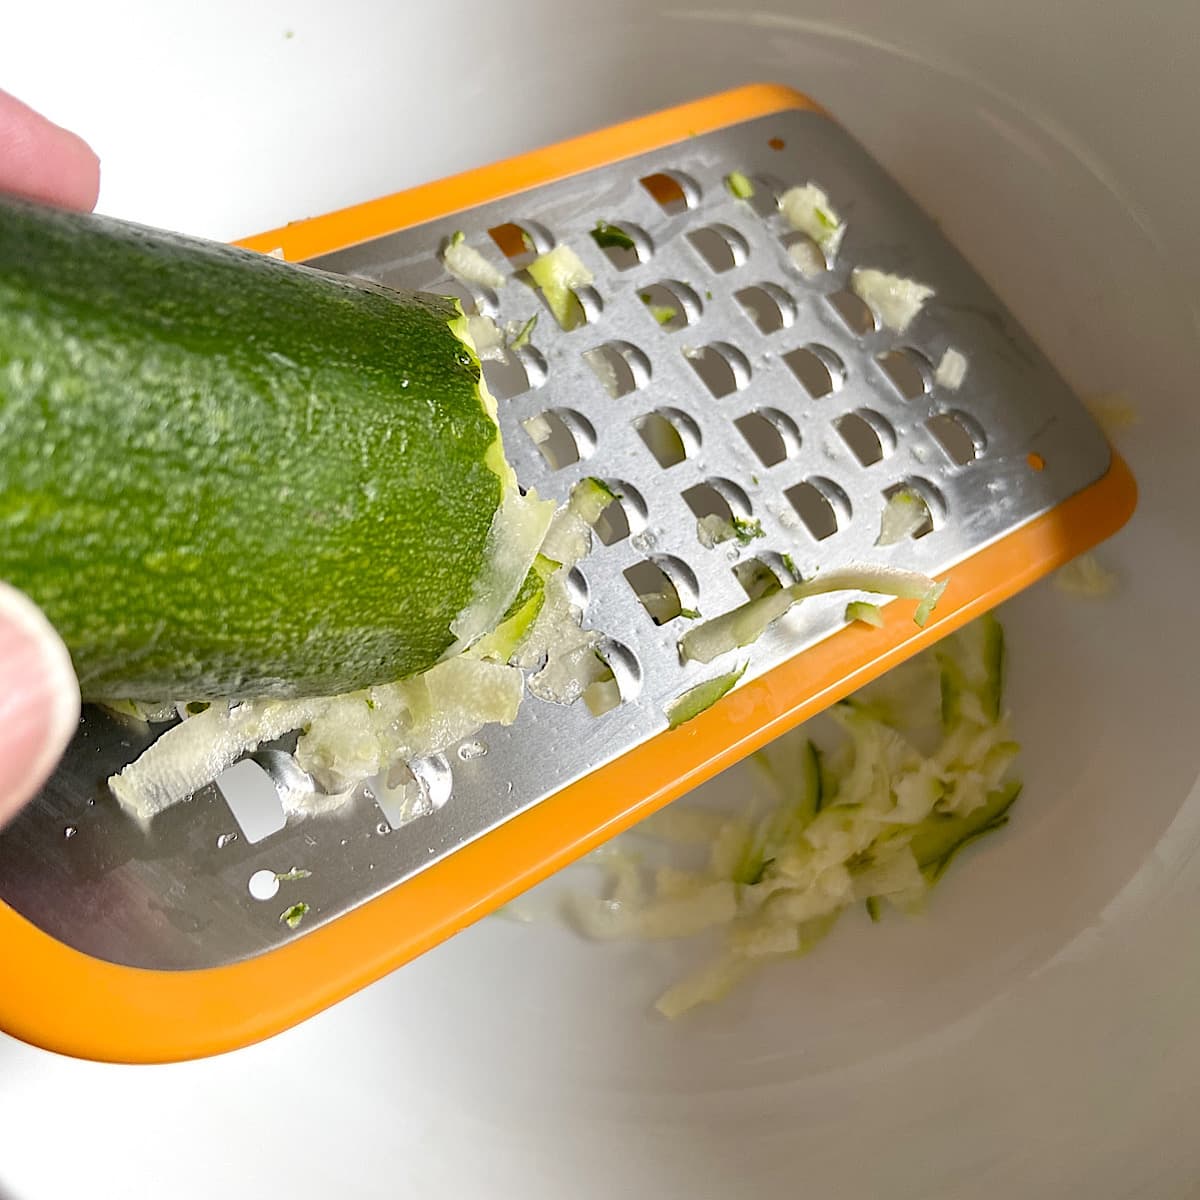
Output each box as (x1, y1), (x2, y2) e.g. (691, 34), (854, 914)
(0, 87), (99, 210)
(0, 89), (98, 824)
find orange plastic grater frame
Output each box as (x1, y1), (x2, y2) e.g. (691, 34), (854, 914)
(0, 83), (1136, 1064)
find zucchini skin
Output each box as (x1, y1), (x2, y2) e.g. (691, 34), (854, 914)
(0, 197), (503, 700)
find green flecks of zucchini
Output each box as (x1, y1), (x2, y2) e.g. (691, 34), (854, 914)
(910, 780), (1022, 883)
(590, 221), (635, 251)
(666, 663), (748, 730)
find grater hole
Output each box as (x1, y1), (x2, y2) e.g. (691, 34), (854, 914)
(684, 342), (752, 398)
(594, 506), (629, 546)
(481, 344), (547, 400)
(740, 173), (784, 219)
(576, 477), (647, 546)
(434, 278), (480, 316)
(683, 478), (753, 528)
(882, 478), (945, 539)
(523, 408), (595, 470)
(215, 759), (286, 845)
(590, 220), (653, 270)
(785, 477), (851, 541)
(687, 224), (750, 273)
(927, 411), (985, 465)
(783, 344), (845, 399)
(517, 345), (549, 388)
(768, 137), (786, 151)
(835, 409), (896, 467)
(639, 170), (700, 214)
(563, 565), (590, 611)
(248, 869), (280, 901)
(877, 348), (932, 400)
(640, 280), (701, 331)
(370, 762), (421, 830)
(623, 556), (700, 626)
(735, 283), (796, 334)
(781, 231), (827, 279)
(538, 283), (602, 333)
(635, 408), (701, 468)
(583, 341), (652, 398)
(409, 753), (454, 813)
(370, 754), (453, 830)
(735, 407), (801, 468)
(586, 637), (642, 715)
(826, 289), (877, 337)
(733, 555), (787, 601)
(488, 221), (551, 268)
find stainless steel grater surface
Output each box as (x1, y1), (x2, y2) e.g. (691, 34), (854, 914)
(0, 105), (1111, 972)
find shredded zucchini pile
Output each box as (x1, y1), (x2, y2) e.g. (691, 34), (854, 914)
(568, 614), (1020, 1017)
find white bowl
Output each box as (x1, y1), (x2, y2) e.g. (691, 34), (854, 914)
(2, 1), (1198, 1195)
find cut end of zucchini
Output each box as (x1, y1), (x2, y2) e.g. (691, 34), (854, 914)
(445, 486), (557, 659)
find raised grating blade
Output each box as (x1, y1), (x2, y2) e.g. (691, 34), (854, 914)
(0, 98), (1115, 977)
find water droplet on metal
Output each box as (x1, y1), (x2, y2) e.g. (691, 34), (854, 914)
(63, 825), (77, 839)
(376, 821), (390, 836)
(216, 831), (238, 849)
(457, 740), (487, 761)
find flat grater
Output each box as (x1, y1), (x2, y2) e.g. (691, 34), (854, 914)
(0, 84), (1135, 1063)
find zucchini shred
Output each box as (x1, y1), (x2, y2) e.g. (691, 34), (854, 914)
(567, 613), (1021, 1018)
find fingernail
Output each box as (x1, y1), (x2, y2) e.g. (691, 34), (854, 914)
(0, 584), (81, 825)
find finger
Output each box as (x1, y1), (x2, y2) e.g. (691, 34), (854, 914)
(0, 88), (100, 211)
(0, 584), (81, 827)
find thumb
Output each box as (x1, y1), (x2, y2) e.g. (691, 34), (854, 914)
(0, 584), (81, 826)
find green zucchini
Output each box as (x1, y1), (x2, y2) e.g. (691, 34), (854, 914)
(665, 663), (747, 730)
(0, 196), (527, 700)
(909, 780), (1022, 881)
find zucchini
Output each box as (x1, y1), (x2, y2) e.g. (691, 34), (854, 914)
(0, 196), (522, 700)
(909, 780), (1022, 881)
(845, 600), (884, 627)
(724, 171), (755, 200)
(590, 222), (635, 251)
(937, 612), (1005, 729)
(665, 663), (747, 730)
